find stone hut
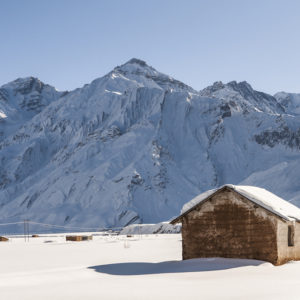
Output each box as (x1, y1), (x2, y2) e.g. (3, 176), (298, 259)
(170, 184), (300, 265)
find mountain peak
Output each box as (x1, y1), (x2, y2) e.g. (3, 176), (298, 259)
(125, 58), (148, 67)
(200, 80), (254, 97)
(200, 79), (284, 114)
(114, 58), (155, 75)
(112, 58), (194, 92)
(14, 76), (40, 83)
(1, 76), (47, 96)
(227, 80), (253, 92)
(199, 81), (225, 96)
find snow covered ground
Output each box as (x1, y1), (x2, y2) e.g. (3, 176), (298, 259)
(1, 233), (300, 299)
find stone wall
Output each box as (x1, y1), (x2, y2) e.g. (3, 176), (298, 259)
(277, 221), (300, 265)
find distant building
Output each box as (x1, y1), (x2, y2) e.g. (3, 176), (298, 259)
(171, 184), (300, 265)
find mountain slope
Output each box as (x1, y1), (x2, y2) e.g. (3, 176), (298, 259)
(1, 59), (300, 230)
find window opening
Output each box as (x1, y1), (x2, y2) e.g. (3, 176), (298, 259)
(288, 225), (295, 247)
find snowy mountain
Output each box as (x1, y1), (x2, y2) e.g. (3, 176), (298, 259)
(1, 58), (300, 230)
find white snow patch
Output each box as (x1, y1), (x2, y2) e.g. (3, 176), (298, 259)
(111, 73), (119, 79)
(0, 111), (7, 119)
(104, 89), (122, 95)
(254, 107), (263, 112)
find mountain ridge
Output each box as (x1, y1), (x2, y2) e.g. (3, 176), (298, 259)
(1, 58), (300, 231)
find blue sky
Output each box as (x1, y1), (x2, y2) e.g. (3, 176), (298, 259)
(0, 0), (299, 94)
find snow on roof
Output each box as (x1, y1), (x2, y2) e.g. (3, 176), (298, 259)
(180, 184), (300, 222)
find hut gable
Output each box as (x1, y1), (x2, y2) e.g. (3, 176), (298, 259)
(172, 184), (300, 224)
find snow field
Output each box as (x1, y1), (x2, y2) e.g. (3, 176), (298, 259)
(1, 234), (300, 299)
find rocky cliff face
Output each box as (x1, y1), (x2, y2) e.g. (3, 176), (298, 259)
(1, 59), (300, 230)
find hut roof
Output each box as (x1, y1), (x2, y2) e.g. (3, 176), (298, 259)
(171, 184), (300, 223)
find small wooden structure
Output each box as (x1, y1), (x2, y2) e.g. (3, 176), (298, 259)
(0, 236), (9, 242)
(171, 184), (300, 265)
(66, 235), (93, 241)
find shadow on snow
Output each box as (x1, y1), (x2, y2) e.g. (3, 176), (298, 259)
(88, 257), (268, 276)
